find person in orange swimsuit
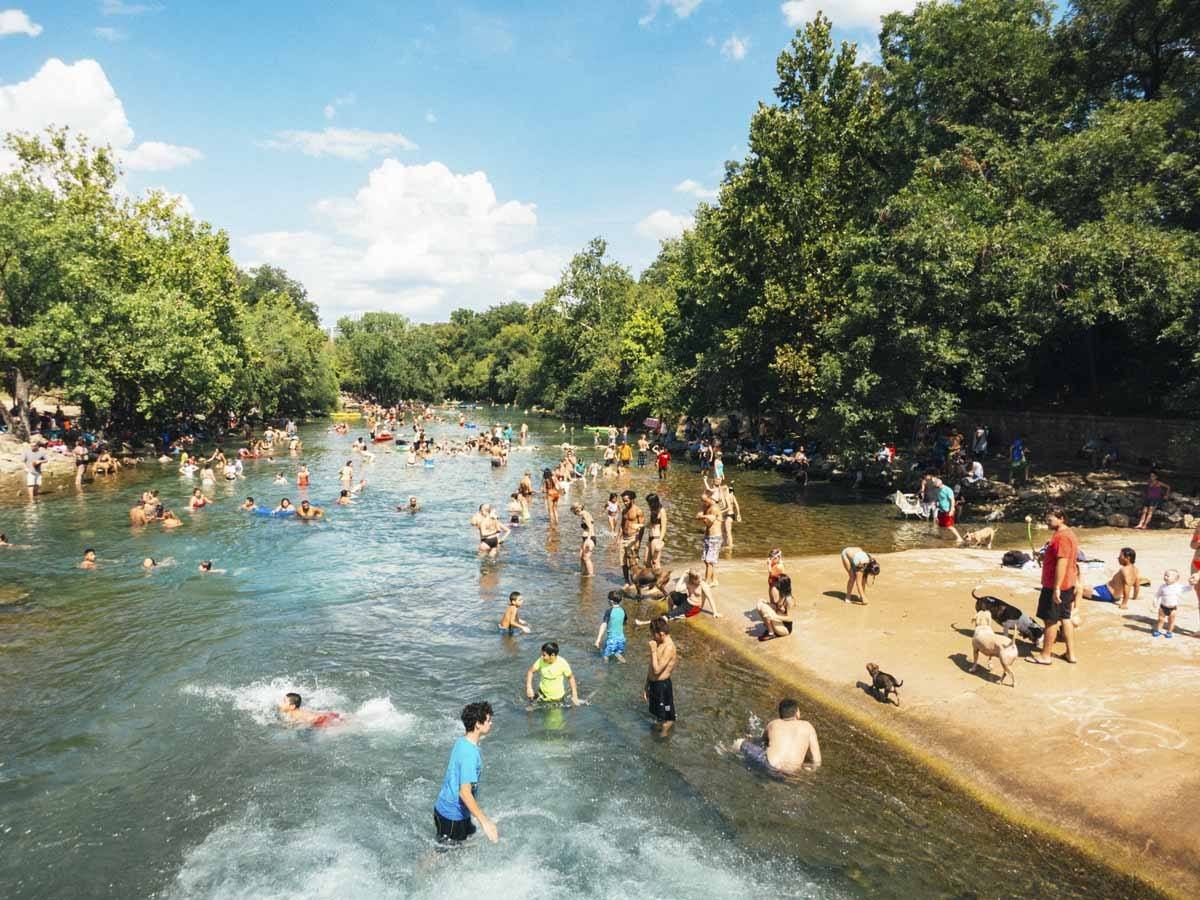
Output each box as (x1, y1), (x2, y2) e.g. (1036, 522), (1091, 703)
(297, 465), (310, 487)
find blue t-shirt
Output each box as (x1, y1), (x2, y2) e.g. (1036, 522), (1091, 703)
(1011, 439), (1024, 462)
(936, 484), (955, 512)
(434, 736), (482, 821)
(603, 605), (626, 637)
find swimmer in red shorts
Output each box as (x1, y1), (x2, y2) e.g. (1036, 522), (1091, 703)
(279, 692), (346, 728)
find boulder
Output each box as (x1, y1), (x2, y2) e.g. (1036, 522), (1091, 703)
(960, 479), (1015, 502)
(1106, 513), (1131, 528)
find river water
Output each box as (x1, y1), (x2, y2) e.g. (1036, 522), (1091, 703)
(0, 413), (1153, 899)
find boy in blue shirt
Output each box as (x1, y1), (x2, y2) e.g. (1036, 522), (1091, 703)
(433, 701), (498, 843)
(595, 591), (627, 661)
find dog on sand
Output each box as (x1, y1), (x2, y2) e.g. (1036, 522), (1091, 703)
(970, 609), (1018, 686)
(972, 587), (1044, 647)
(865, 663), (903, 706)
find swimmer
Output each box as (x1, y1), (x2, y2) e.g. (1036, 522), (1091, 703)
(0, 533), (8, 547)
(161, 511), (183, 529)
(571, 503), (596, 576)
(273, 473), (287, 485)
(130, 499), (149, 526)
(336, 490), (352, 506)
(240, 496), (256, 510)
(525, 642), (580, 706)
(188, 488), (213, 510)
(733, 698), (821, 774)
(350, 478), (367, 495)
(470, 504), (510, 557)
(297, 465), (310, 487)
(80, 548), (97, 569)
(339, 460), (354, 484)
(198, 560), (214, 572)
(142, 557), (156, 570)
(278, 692), (345, 728)
(507, 492), (523, 525)
(397, 496), (420, 513)
(274, 498), (294, 514)
(296, 499), (324, 519)
(498, 591), (531, 635)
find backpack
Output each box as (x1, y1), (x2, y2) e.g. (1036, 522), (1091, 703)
(1002, 550), (1031, 568)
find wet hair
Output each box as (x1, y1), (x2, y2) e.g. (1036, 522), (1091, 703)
(776, 574), (793, 598)
(1046, 506), (1068, 523)
(84, 548), (95, 556)
(778, 698), (799, 719)
(340, 490), (349, 497)
(509, 591), (522, 605)
(540, 641), (559, 657)
(285, 692), (302, 708)
(301, 500), (310, 507)
(280, 498), (291, 506)
(200, 560), (213, 571)
(650, 616), (670, 636)
(620, 490), (636, 501)
(461, 701), (493, 733)
(246, 497), (254, 504)
(1120, 547), (1136, 563)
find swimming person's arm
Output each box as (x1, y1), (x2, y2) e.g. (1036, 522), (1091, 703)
(806, 726), (822, 768)
(459, 782), (498, 843)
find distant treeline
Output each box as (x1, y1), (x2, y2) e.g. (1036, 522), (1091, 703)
(336, 0), (1200, 450)
(8, 2), (1196, 451)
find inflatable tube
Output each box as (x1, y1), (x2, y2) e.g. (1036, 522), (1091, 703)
(252, 507), (295, 517)
(423, 459), (435, 468)
(465, 423), (478, 429)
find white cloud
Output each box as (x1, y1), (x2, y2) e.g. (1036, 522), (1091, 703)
(425, 109), (437, 124)
(636, 209), (693, 241)
(674, 178), (718, 200)
(781, 0), (917, 30)
(261, 128), (417, 161)
(0, 58), (202, 172)
(0, 9), (42, 37)
(94, 26), (125, 41)
(241, 159), (563, 322)
(124, 141), (203, 171)
(721, 34), (749, 61)
(639, 0), (702, 27)
(323, 104), (335, 120)
(102, 0), (161, 15)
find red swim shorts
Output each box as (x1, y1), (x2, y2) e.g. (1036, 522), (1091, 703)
(1193, 559), (1200, 571)
(684, 604), (701, 618)
(937, 511), (956, 528)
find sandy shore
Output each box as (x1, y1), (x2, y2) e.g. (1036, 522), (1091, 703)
(656, 528), (1199, 897)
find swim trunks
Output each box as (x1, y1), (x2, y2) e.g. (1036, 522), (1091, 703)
(1159, 605), (1177, 618)
(937, 510), (956, 528)
(703, 535), (722, 564)
(311, 712), (341, 728)
(1091, 584), (1116, 603)
(646, 678), (676, 722)
(482, 534), (499, 549)
(433, 809), (476, 842)
(1036, 586), (1075, 624)
(602, 636), (626, 658)
(739, 740), (771, 769)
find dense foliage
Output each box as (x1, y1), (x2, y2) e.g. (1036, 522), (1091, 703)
(0, 130), (338, 439)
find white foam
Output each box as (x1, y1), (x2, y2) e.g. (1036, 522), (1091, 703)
(182, 678), (348, 727)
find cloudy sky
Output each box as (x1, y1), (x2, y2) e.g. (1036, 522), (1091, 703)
(0, 1), (910, 323)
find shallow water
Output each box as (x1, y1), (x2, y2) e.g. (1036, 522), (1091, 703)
(0, 412), (1155, 899)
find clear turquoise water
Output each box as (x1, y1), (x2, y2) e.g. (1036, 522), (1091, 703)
(0, 413), (1156, 899)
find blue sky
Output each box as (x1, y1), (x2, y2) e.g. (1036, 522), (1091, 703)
(0, 1), (903, 322)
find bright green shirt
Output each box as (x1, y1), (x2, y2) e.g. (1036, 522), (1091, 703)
(535, 656), (572, 702)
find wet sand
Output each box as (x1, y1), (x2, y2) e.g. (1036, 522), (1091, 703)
(664, 528), (1199, 897)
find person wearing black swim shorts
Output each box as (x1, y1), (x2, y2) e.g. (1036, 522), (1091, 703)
(643, 617), (677, 732)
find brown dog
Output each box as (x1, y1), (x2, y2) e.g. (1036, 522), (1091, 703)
(961, 527), (996, 549)
(865, 663), (902, 706)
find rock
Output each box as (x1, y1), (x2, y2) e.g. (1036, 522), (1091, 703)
(961, 479), (1015, 502)
(1106, 513), (1131, 528)
(1185, 514), (1196, 529)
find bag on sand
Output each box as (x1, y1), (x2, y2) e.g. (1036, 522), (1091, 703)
(1002, 550), (1031, 568)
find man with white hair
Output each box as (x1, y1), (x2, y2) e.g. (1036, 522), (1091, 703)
(23, 436), (49, 501)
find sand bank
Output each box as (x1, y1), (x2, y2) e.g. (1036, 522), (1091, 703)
(664, 528), (1199, 897)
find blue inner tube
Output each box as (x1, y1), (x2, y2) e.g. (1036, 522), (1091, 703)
(252, 507), (295, 517)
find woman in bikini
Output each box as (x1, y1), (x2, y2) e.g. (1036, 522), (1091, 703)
(767, 548), (786, 605)
(645, 493), (667, 569)
(542, 468), (561, 525)
(572, 503), (596, 576)
(605, 493), (620, 536)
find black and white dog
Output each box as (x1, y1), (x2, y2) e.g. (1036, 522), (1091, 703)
(972, 587), (1044, 647)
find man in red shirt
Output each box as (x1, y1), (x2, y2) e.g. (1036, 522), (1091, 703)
(656, 447), (671, 481)
(1030, 507), (1079, 665)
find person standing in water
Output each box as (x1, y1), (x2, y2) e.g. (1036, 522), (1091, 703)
(619, 490), (645, 590)
(525, 642), (580, 706)
(643, 617), (677, 732)
(434, 701), (498, 843)
(571, 503), (596, 576)
(734, 698), (822, 774)
(595, 592), (627, 661)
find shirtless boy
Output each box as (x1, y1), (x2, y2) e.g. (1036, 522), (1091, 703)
(734, 698), (821, 774)
(498, 592), (531, 635)
(643, 617), (677, 732)
(279, 692), (345, 728)
(1081, 547), (1139, 608)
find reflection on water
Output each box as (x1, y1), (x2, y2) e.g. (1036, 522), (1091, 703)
(0, 411), (1156, 899)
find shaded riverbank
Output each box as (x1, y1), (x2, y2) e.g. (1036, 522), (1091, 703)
(655, 530), (1199, 898)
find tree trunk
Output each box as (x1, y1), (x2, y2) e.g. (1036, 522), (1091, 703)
(8, 369), (32, 440)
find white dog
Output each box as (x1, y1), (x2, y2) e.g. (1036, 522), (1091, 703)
(970, 609), (1018, 687)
